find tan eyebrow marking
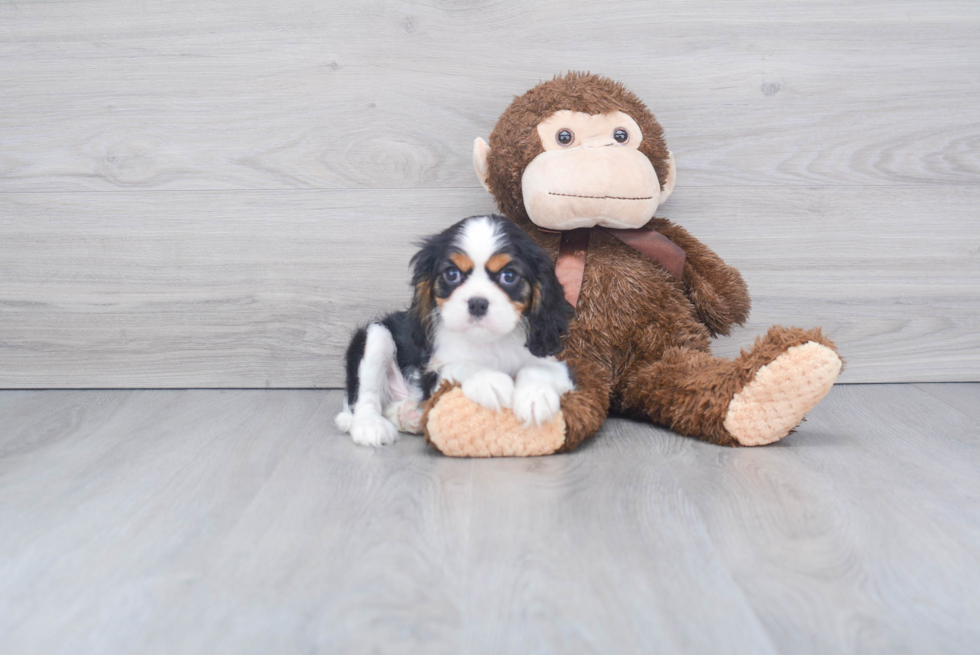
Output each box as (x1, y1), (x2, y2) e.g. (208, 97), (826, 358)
(449, 252), (474, 273)
(486, 253), (512, 273)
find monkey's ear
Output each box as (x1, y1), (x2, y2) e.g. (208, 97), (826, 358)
(660, 150), (677, 205)
(473, 137), (492, 193)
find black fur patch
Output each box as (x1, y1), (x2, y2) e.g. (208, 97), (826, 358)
(380, 311), (426, 374)
(489, 266), (532, 307)
(344, 326), (368, 406)
(344, 311), (431, 406)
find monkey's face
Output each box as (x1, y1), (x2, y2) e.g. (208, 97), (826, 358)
(522, 110), (671, 230)
(475, 104), (676, 231)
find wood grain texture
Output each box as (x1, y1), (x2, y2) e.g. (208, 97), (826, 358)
(0, 1), (978, 191)
(0, 189), (494, 388)
(913, 382), (980, 421)
(663, 383), (980, 654)
(1, 186), (977, 387)
(1, 0), (978, 387)
(0, 385), (978, 654)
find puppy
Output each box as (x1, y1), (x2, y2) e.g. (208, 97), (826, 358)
(335, 214), (574, 447)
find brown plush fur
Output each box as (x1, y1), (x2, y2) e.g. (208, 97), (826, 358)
(523, 224), (762, 450)
(615, 326), (841, 446)
(487, 72), (671, 223)
(425, 72), (841, 454)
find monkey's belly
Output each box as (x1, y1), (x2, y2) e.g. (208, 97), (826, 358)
(575, 257), (710, 358)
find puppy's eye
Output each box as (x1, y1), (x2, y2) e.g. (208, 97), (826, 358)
(443, 266), (462, 284)
(555, 129), (574, 146)
(498, 268), (520, 286)
(613, 128), (629, 144)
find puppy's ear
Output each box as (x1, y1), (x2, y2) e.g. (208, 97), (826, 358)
(410, 276), (434, 326)
(525, 246), (573, 358)
(408, 238), (440, 345)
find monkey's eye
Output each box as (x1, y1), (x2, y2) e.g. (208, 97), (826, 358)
(555, 129), (574, 146)
(442, 266), (462, 284)
(613, 128), (629, 144)
(498, 268), (520, 286)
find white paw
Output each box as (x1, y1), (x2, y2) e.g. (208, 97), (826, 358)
(462, 371), (515, 412)
(334, 409), (353, 433)
(349, 413), (399, 447)
(512, 384), (562, 427)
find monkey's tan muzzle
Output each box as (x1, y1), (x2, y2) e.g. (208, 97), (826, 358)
(521, 147), (663, 230)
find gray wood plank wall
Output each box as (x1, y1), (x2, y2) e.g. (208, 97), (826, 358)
(2, 0), (978, 387)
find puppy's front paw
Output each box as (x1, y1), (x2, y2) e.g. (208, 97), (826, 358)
(349, 413), (399, 447)
(513, 384), (562, 427)
(461, 371), (515, 412)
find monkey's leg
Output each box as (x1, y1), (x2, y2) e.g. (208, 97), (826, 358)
(422, 356), (612, 457)
(555, 356), (614, 452)
(616, 326), (842, 446)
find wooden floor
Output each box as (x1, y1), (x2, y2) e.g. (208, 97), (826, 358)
(1, 384), (978, 654)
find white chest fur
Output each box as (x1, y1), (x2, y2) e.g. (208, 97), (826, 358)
(428, 325), (537, 378)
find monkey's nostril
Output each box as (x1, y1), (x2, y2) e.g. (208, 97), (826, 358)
(468, 297), (489, 317)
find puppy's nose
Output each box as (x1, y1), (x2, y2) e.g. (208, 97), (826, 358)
(468, 297), (489, 318)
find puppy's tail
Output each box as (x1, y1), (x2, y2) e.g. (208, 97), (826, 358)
(334, 398), (354, 433)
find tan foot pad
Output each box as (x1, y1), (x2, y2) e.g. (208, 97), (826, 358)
(426, 387), (566, 457)
(724, 341), (842, 446)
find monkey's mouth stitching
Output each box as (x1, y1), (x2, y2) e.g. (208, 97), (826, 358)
(549, 192), (654, 201)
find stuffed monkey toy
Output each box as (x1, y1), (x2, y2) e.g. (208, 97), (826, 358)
(423, 72), (842, 456)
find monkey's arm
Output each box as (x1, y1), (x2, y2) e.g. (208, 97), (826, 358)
(648, 217), (751, 337)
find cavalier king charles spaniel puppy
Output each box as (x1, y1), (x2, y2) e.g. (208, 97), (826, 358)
(336, 214), (574, 447)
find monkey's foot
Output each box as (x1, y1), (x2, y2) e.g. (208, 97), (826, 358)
(423, 385), (566, 457)
(724, 341), (842, 446)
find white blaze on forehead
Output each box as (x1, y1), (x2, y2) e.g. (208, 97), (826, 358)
(455, 216), (503, 271)
(439, 216), (519, 339)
